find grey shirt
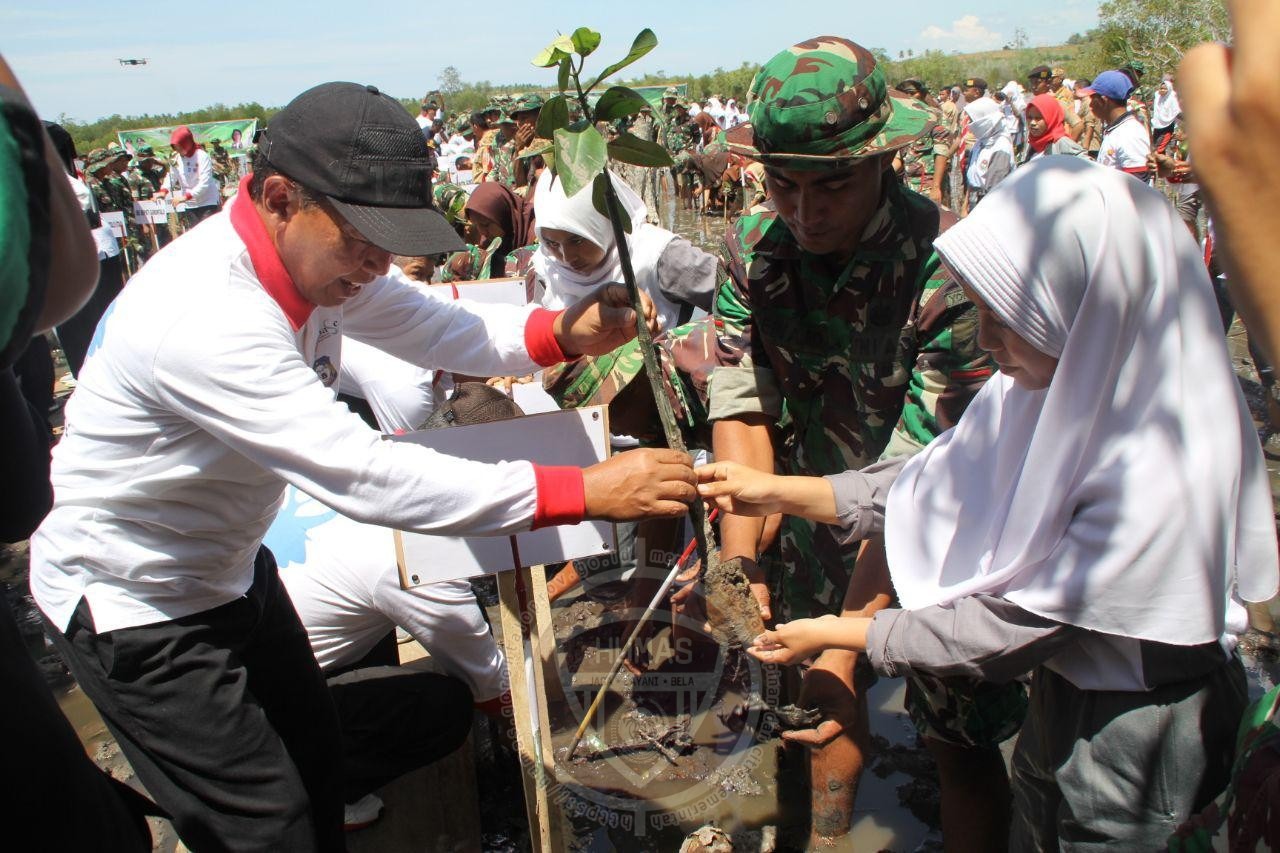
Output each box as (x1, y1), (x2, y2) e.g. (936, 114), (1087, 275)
(823, 459), (1228, 691)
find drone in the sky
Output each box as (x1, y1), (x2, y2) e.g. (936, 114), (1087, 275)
(118, 58), (149, 66)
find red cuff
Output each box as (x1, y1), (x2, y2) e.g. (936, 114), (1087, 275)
(531, 464), (585, 530)
(475, 691), (512, 719)
(524, 308), (568, 367)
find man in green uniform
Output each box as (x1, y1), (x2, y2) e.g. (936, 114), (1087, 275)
(710, 37), (1020, 848)
(894, 78), (950, 204)
(663, 101), (700, 209)
(208, 137), (238, 198)
(509, 93), (544, 189)
(96, 147), (147, 267)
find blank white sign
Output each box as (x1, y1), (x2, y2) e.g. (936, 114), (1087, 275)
(392, 405), (615, 586)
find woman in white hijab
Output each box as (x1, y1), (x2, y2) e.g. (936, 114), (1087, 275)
(695, 157), (1278, 847)
(1152, 76), (1182, 148)
(963, 98), (1015, 208)
(531, 168), (715, 331)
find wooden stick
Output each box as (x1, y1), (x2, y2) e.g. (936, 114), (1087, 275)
(566, 509), (717, 758)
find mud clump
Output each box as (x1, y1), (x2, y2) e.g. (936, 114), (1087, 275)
(703, 555), (766, 647)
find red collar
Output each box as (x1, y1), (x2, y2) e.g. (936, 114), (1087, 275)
(229, 174), (313, 330)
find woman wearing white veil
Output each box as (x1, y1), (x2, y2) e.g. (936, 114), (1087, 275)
(697, 157), (1278, 847)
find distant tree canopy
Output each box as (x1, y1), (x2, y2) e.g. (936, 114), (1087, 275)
(1095, 0), (1228, 78)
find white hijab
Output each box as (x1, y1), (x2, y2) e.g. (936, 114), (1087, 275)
(964, 99), (1013, 189)
(532, 169), (681, 329)
(1153, 78), (1182, 128)
(886, 157), (1278, 647)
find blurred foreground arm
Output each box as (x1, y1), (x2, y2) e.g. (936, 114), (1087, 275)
(1180, 0), (1280, 363)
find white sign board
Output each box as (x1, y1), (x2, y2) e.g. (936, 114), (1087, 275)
(133, 199), (173, 225)
(393, 405), (614, 586)
(430, 277), (528, 307)
(101, 210), (127, 239)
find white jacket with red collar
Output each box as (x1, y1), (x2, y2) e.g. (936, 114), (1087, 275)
(32, 185), (581, 633)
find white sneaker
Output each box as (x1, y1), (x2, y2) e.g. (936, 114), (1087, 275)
(343, 793), (384, 831)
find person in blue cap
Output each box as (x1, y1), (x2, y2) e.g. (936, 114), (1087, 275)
(1083, 70), (1151, 179)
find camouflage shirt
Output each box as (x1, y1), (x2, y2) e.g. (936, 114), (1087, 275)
(661, 115), (700, 155)
(710, 180), (993, 617)
(899, 121), (950, 194)
(475, 130), (516, 185)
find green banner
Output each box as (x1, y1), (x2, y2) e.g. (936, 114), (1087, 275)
(632, 83), (687, 109)
(117, 118), (257, 156)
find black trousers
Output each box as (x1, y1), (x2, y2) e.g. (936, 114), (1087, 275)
(44, 548), (345, 853)
(326, 666), (474, 804)
(56, 252), (126, 377)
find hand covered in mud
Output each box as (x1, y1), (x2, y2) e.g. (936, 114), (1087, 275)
(669, 555), (772, 626)
(783, 648), (863, 748)
(583, 448), (696, 521)
(748, 614), (841, 666)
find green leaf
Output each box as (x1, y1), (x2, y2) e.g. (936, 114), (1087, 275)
(571, 27), (601, 57)
(594, 86), (650, 121)
(591, 172), (631, 233)
(557, 56), (572, 94)
(607, 132), (674, 168)
(532, 44), (568, 68)
(536, 95), (570, 138)
(553, 125), (608, 198)
(587, 29), (658, 90)
(552, 34), (576, 54)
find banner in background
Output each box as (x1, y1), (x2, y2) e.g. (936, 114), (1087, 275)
(117, 118), (257, 156)
(632, 84), (687, 109)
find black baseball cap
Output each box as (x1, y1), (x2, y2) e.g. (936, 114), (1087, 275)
(1027, 65), (1052, 81)
(260, 81), (462, 256)
(963, 77), (988, 91)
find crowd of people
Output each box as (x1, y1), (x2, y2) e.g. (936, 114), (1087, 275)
(4, 7), (1280, 851)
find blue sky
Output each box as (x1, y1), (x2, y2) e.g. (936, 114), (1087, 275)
(4, 1), (1100, 123)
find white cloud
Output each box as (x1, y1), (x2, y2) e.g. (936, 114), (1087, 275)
(919, 15), (1005, 52)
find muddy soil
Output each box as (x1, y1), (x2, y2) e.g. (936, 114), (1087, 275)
(703, 554), (767, 648)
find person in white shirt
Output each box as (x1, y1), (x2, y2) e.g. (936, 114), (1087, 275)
(31, 81), (695, 853)
(1085, 70), (1152, 179)
(156, 124), (220, 229)
(415, 99), (438, 134)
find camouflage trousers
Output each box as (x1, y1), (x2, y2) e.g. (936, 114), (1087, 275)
(776, 515), (1026, 750)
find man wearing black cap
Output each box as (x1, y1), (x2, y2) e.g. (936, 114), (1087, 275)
(29, 82), (696, 853)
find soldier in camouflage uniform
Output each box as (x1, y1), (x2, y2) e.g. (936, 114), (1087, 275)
(662, 102), (701, 208)
(508, 93), (545, 189)
(208, 138), (238, 199)
(475, 109), (517, 186)
(894, 79), (951, 204)
(706, 37), (1021, 847)
(93, 147), (148, 268)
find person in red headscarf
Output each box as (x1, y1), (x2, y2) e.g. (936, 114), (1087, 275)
(156, 125), (221, 229)
(1021, 94), (1088, 164)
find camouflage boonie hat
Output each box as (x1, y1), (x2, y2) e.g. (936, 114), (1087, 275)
(494, 108), (515, 125)
(85, 147), (112, 172)
(105, 143), (130, 162)
(137, 144), (156, 157)
(509, 93), (544, 115)
(663, 86), (679, 99)
(433, 183), (469, 227)
(727, 36), (935, 169)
